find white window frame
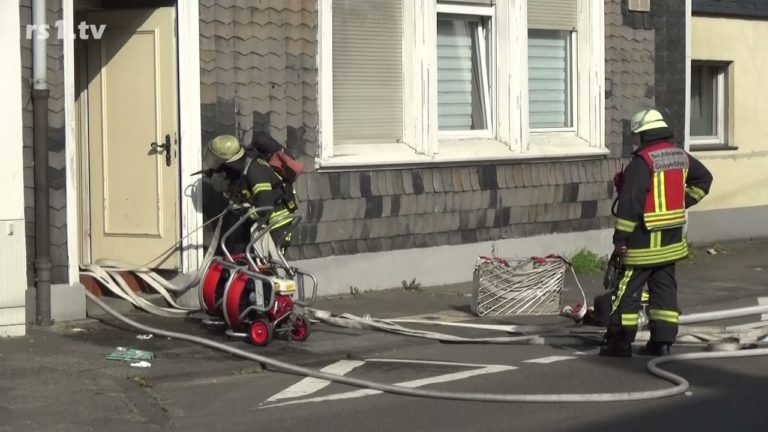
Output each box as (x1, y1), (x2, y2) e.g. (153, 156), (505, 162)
(689, 61), (728, 149)
(435, 3), (495, 140)
(317, 0), (605, 169)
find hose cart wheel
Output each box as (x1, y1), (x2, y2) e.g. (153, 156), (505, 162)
(249, 319), (273, 346)
(290, 314), (311, 342)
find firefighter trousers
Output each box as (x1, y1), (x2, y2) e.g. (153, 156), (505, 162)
(606, 263), (680, 345)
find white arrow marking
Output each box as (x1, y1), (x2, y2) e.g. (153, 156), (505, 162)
(265, 359), (366, 402)
(260, 359), (516, 409)
(523, 356), (576, 364)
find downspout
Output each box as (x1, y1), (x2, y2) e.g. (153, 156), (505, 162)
(32, 0), (51, 326)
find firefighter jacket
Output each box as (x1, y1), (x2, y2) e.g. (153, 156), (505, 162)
(221, 155), (297, 231)
(613, 139), (713, 267)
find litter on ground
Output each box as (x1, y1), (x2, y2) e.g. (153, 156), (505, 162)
(106, 347), (155, 362)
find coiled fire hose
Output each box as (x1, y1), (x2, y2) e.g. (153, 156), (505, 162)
(78, 206), (230, 317)
(84, 290), (768, 403)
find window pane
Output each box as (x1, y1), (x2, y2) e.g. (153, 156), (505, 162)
(690, 65), (717, 137)
(333, 0), (403, 144)
(437, 17), (488, 131)
(528, 30), (572, 129)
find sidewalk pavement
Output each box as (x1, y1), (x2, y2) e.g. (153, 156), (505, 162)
(1, 238), (767, 431)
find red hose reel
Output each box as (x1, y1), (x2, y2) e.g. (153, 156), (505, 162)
(198, 206), (317, 346)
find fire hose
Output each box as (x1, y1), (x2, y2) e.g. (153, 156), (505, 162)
(83, 290), (768, 403)
(79, 197), (768, 402)
(79, 206), (230, 317)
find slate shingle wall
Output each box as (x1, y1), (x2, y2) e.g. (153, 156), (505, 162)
(199, 0), (318, 250)
(651, 1), (687, 146)
(199, 0), (317, 156)
(19, 0), (69, 285)
(290, 160), (621, 259)
(619, 0), (686, 147)
(200, 0), (682, 262)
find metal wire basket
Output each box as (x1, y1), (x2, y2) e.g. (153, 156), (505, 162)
(471, 254), (570, 317)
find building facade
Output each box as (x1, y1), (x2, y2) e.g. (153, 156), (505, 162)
(199, 0), (687, 293)
(686, 0), (768, 242)
(1, 0), (28, 336)
(7, 0), (736, 330)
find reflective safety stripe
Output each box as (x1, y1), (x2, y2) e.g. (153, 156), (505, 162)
(251, 182), (272, 195)
(621, 313), (639, 326)
(650, 231), (662, 249)
(653, 172), (664, 213)
(649, 309), (679, 323)
(611, 268), (634, 313)
(615, 218), (637, 232)
(269, 208), (292, 230)
(644, 209), (686, 221)
(624, 241), (689, 266)
(641, 290), (649, 302)
(686, 185), (706, 202)
(644, 209), (686, 230)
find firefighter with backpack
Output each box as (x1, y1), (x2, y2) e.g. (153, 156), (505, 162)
(599, 109), (713, 358)
(201, 132), (304, 258)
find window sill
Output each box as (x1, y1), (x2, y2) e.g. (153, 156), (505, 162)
(690, 143), (739, 152)
(315, 139), (609, 171)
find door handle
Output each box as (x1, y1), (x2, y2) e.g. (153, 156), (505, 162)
(150, 134), (172, 167)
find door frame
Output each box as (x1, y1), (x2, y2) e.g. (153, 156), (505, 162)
(64, 0), (203, 281)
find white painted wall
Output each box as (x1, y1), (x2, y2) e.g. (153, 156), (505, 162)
(294, 229), (612, 295)
(0, 0), (28, 337)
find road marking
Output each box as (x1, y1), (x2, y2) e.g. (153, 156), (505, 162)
(573, 348), (600, 355)
(260, 359), (516, 409)
(264, 360), (365, 402)
(364, 358), (507, 368)
(523, 356), (576, 364)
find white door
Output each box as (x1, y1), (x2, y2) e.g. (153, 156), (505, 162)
(85, 8), (180, 269)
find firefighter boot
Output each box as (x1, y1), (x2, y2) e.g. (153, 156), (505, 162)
(642, 341), (671, 356)
(599, 339), (632, 358)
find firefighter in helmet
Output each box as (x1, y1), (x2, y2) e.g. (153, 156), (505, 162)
(202, 134), (297, 257)
(599, 109), (713, 358)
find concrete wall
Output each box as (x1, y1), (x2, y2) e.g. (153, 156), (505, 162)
(1, 0), (28, 337)
(687, 15), (768, 243)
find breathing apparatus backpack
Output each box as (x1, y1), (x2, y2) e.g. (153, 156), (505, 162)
(243, 146), (305, 214)
(268, 148), (304, 213)
(267, 149), (304, 183)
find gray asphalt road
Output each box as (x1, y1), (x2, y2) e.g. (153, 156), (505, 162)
(3, 306), (767, 432)
(2, 239), (767, 432)
(145, 338), (768, 432)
